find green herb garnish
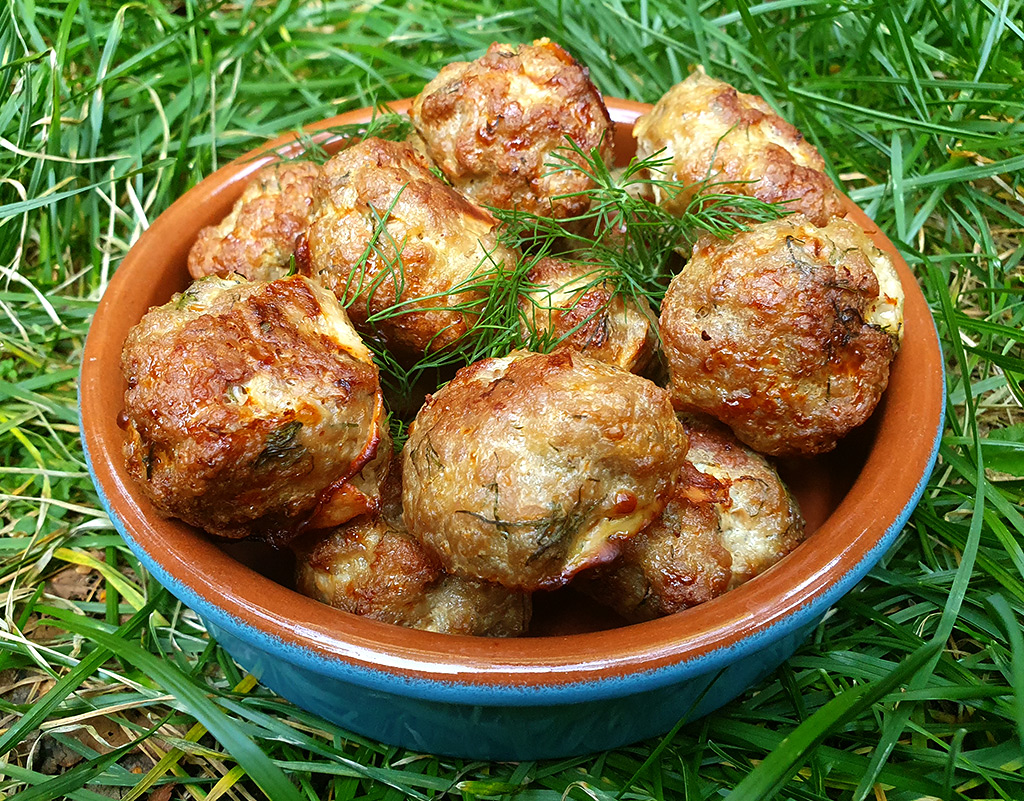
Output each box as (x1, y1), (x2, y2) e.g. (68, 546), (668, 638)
(254, 421), (305, 470)
(279, 108), (414, 165)
(357, 139), (790, 407)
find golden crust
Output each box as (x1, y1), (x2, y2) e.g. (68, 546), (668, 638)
(575, 461), (733, 622)
(299, 137), (516, 356)
(296, 515), (440, 622)
(660, 215), (904, 456)
(305, 423), (394, 530)
(402, 350), (687, 590)
(188, 161), (321, 281)
(681, 415), (804, 585)
(120, 275), (384, 543)
(411, 39), (614, 219)
(518, 257), (657, 373)
(634, 70), (843, 226)
(576, 415), (804, 621)
(294, 461), (531, 637)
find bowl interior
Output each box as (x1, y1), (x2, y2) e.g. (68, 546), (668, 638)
(80, 98), (944, 685)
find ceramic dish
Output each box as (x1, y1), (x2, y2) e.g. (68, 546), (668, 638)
(79, 98), (945, 760)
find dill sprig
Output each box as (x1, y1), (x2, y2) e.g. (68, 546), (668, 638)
(493, 140), (792, 308)
(280, 107), (414, 164)
(361, 244), (546, 402)
(10, 1), (1021, 795)
(357, 140), (791, 409)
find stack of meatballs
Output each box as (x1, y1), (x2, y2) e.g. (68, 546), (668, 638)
(120, 40), (905, 637)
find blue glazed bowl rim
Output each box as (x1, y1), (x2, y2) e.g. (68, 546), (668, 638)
(78, 97), (948, 709)
(82, 408), (943, 705)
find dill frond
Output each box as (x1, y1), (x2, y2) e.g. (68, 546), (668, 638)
(282, 107), (414, 165)
(363, 245), (544, 401)
(494, 140), (792, 309)
(361, 139), (790, 407)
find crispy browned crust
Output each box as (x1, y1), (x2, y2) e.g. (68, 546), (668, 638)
(120, 275), (384, 543)
(294, 460), (531, 637)
(299, 137), (516, 356)
(402, 350), (687, 591)
(576, 461), (733, 622)
(306, 419), (393, 530)
(518, 257), (657, 373)
(681, 414), (804, 585)
(188, 161), (321, 281)
(410, 39), (614, 219)
(634, 70), (844, 226)
(660, 215), (902, 456)
(297, 515), (441, 621)
(576, 416), (804, 621)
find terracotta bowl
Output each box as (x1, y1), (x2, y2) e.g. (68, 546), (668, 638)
(79, 98), (945, 760)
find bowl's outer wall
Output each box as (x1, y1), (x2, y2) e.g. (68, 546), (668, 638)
(204, 614), (821, 759)
(88, 444), (931, 757)
(80, 99), (946, 759)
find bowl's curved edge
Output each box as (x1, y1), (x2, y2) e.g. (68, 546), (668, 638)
(79, 367), (944, 706)
(199, 607), (824, 759)
(77, 95), (947, 709)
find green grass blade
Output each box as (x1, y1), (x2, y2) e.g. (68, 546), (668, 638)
(0, 593), (162, 758)
(44, 606), (305, 801)
(723, 640), (942, 801)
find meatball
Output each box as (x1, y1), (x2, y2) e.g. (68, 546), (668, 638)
(575, 461), (733, 622)
(633, 70), (843, 226)
(660, 215), (905, 456)
(296, 515), (437, 625)
(576, 416), (804, 622)
(188, 161), (321, 281)
(402, 350), (688, 590)
(683, 414), (804, 585)
(410, 39), (615, 219)
(295, 467), (531, 637)
(518, 256), (657, 373)
(299, 137), (517, 356)
(121, 275), (385, 543)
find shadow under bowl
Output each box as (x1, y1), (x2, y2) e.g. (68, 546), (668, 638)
(79, 98), (945, 760)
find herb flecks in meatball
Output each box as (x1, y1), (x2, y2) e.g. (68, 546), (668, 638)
(188, 161), (321, 281)
(518, 256), (657, 374)
(660, 215), (905, 456)
(402, 350), (687, 591)
(121, 275), (385, 544)
(411, 39), (615, 220)
(300, 137), (516, 356)
(295, 463), (531, 637)
(634, 69), (844, 226)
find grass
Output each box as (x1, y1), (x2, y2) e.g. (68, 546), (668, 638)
(1, 0), (1022, 798)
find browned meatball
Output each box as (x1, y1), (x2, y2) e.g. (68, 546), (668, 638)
(660, 215), (905, 456)
(402, 350), (688, 590)
(296, 515), (438, 624)
(299, 137), (516, 356)
(188, 161), (321, 281)
(576, 416), (804, 621)
(410, 39), (615, 219)
(120, 275), (385, 543)
(295, 499), (531, 637)
(575, 461), (733, 622)
(518, 257), (657, 373)
(682, 414), (804, 585)
(634, 70), (844, 226)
